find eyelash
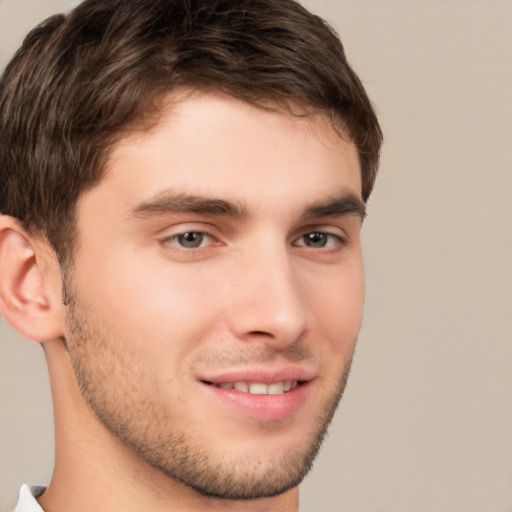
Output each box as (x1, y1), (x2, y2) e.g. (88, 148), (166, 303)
(163, 231), (215, 250)
(294, 232), (347, 250)
(160, 229), (348, 253)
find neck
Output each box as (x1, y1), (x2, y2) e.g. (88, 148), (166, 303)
(39, 339), (299, 512)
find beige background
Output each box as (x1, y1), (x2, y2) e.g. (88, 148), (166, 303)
(1, 0), (511, 510)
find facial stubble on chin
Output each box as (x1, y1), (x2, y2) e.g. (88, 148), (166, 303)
(64, 284), (355, 501)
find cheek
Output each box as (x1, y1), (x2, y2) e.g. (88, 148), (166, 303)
(311, 263), (365, 352)
(73, 251), (226, 358)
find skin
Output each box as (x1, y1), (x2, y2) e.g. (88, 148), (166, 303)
(0, 92), (365, 512)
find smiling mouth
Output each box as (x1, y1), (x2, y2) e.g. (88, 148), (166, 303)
(202, 380), (303, 395)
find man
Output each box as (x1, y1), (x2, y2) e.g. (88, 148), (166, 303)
(0, 0), (382, 510)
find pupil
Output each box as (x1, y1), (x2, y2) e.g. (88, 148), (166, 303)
(179, 232), (202, 248)
(306, 233), (327, 247)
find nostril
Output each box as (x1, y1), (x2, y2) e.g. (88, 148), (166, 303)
(248, 330), (274, 337)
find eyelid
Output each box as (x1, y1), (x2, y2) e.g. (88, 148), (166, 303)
(165, 231), (213, 246)
(156, 220), (220, 238)
(293, 232), (346, 247)
(157, 222), (223, 249)
(295, 222), (348, 239)
(291, 222), (351, 251)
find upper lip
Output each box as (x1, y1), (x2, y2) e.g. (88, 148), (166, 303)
(198, 366), (316, 385)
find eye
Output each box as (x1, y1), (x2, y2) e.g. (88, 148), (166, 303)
(295, 232), (344, 249)
(166, 231), (212, 249)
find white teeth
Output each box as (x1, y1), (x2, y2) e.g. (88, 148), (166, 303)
(234, 382), (249, 392)
(213, 381), (299, 395)
(249, 383), (268, 394)
(268, 382), (285, 395)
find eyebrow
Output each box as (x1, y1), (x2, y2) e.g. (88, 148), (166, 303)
(129, 192), (249, 220)
(128, 190), (366, 222)
(300, 193), (367, 222)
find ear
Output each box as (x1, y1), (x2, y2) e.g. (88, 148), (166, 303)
(0, 215), (65, 343)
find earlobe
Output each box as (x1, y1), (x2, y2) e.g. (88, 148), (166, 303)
(0, 215), (65, 343)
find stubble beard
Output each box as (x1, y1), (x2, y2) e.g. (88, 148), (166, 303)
(64, 284), (354, 501)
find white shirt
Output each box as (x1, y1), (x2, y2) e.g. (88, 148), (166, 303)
(13, 485), (45, 512)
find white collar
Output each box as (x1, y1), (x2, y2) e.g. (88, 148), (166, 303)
(13, 484), (46, 512)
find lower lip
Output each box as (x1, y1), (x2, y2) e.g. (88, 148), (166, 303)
(202, 382), (311, 422)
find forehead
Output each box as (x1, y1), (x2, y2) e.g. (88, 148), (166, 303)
(83, 91), (362, 219)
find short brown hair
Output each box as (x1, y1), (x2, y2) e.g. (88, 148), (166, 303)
(0, 0), (382, 264)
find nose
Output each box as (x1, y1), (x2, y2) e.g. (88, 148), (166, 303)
(226, 244), (310, 349)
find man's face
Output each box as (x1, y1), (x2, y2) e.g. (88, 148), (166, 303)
(65, 92), (365, 499)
